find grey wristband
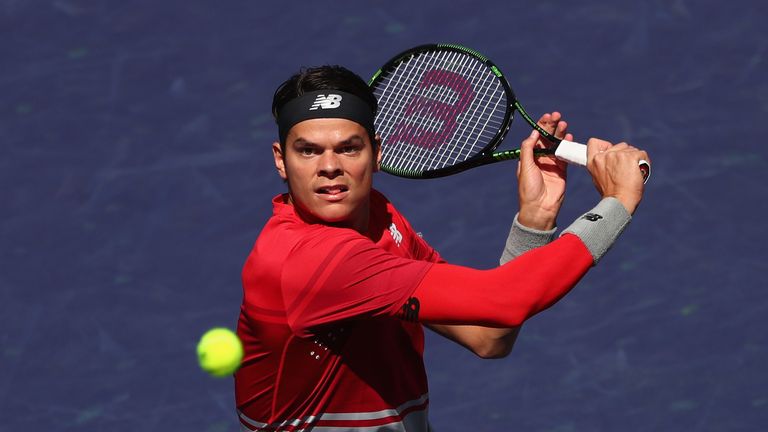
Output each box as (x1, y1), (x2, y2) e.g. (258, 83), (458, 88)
(561, 197), (632, 264)
(500, 214), (558, 265)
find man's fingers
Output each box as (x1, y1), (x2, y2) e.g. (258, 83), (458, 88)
(607, 142), (630, 152)
(554, 120), (568, 140)
(536, 112), (561, 134)
(639, 150), (650, 165)
(586, 137), (612, 161)
(520, 129), (539, 169)
(537, 112), (551, 124)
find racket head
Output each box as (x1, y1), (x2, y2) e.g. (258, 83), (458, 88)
(369, 44), (517, 179)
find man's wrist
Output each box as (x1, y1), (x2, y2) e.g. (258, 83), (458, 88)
(517, 208), (557, 231)
(500, 214), (558, 265)
(561, 197), (632, 264)
(605, 193), (641, 215)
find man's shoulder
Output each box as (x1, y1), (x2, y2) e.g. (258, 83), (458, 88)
(262, 213), (372, 259)
(370, 188), (410, 223)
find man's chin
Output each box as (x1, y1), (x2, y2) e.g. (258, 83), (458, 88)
(313, 207), (368, 229)
(315, 211), (352, 225)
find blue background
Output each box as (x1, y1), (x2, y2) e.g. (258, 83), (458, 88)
(2, 0), (767, 430)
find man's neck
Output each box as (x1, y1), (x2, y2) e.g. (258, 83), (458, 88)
(286, 194), (371, 234)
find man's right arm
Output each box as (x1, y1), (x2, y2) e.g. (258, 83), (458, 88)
(413, 233), (592, 327)
(412, 137), (648, 327)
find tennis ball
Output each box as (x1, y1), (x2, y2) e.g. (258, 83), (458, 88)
(196, 327), (244, 377)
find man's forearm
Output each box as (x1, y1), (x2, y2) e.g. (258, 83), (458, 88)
(500, 213), (558, 264)
(414, 199), (632, 328)
(427, 199), (631, 357)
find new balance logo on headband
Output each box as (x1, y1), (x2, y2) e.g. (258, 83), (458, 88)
(309, 94), (343, 110)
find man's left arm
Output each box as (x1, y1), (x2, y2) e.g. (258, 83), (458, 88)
(427, 112), (569, 358)
(426, 214), (557, 357)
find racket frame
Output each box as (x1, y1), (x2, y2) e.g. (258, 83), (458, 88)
(370, 43), (535, 179)
(370, 43), (649, 182)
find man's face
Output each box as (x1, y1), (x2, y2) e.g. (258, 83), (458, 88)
(273, 118), (381, 232)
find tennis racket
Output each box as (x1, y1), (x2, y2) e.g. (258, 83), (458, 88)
(369, 43), (650, 182)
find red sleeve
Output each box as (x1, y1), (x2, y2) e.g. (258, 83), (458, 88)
(413, 234), (594, 327)
(281, 227), (433, 337)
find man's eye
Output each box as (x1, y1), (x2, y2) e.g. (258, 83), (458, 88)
(299, 147), (315, 156)
(340, 146), (359, 154)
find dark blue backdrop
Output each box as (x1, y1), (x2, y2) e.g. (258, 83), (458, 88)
(2, 1), (767, 430)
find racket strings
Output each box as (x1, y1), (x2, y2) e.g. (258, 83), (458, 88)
(425, 51), (483, 170)
(400, 50), (475, 172)
(377, 51), (468, 173)
(406, 55), (502, 140)
(375, 60), (427, 172)
(394, 51), (453, 172)
(444, 54), (504, 167)
(375, 53), (463, 166)
(373, 49), (508, 174)
(380, 52), (488, 169)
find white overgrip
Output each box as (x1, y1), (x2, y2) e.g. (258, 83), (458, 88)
(553, 140), (587, 166)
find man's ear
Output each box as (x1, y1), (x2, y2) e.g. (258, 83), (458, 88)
(272, 142), (287, 180)
(373, 135), (383, 172)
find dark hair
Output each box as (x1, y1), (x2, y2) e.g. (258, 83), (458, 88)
(272, 66), (378, 148)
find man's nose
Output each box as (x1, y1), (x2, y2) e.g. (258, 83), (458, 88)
(318, 151), (342, 178)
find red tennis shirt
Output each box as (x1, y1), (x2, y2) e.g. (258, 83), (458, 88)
(235, 189), (442, 431)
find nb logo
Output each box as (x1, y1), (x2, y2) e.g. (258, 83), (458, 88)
(400, 297), (420, 322)
(389, 222), (403, 246)
(582, 213), (603, 222)
(309, 94), (343, 110)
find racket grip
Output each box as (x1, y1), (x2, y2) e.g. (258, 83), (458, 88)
(553, 140), (587, 166)
(554, 140), (650, 184)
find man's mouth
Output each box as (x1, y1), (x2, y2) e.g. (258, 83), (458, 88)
(316, 185), (349, 196)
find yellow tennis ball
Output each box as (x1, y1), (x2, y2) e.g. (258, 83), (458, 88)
(197, 327), (244, 377)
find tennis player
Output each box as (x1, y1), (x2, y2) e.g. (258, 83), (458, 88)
(234, 65), (648, 431)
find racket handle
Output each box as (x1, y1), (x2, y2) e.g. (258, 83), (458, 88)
(553, 139), (587, 166)
(554, 140), (650, 184)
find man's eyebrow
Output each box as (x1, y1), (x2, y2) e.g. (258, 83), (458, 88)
(291, 135), (366, 146)
(339, 135), (365, 145)
(290, 138), (316, 146)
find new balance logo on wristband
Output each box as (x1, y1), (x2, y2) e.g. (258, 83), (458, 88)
(309, 94), (343, 110)
(582, 213), (603, 222)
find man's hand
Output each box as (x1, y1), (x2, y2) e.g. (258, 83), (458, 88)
(517, 112), (570, 230)
(586, 138), (649, 215)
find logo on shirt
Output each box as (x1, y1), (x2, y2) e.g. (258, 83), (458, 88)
(309, 94), (343, 110)
(389, 222), (403, 247)
(400, 297), (420, 322)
